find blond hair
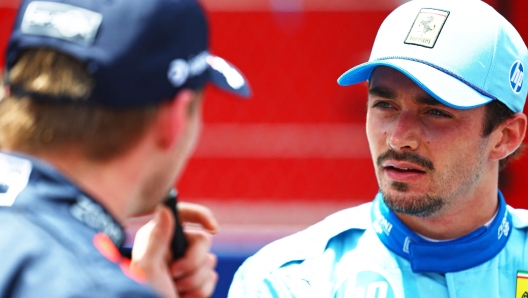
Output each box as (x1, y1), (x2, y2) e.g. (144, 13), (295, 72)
(0, 49), (158, 160)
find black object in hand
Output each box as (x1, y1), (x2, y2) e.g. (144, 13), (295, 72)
(163, 189), (188, 260)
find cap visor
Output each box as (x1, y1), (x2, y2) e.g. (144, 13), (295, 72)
(207, 55), (251, 98)
(338, 59), (493, 109)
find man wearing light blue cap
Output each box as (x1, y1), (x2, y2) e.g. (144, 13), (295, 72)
(229, 0), (528, 297)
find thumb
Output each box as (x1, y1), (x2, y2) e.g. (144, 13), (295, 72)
(132, 205), (175, 266)
(131, 206), (179, 298)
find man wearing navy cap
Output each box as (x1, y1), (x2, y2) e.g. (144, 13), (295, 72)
(0, 0), (250, 297)
(230, 0), (528, 297)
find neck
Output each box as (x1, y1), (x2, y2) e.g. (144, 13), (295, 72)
(394, 169), (500, 240)
(29, 148), (147, 223)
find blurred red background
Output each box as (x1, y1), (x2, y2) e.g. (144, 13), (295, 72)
(2, 0), (528, 228)
(2, 0), (527, 296)
(188, 0), (528, 212)
(2, 0), (528, 246)
(2, 0), (528, 230)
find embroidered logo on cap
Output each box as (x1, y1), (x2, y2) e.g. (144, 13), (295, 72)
(510, 60), (524, 94)
(21, 1), (102, 46)
(405, 8), (450, 48)
(168, 51), (209, 87)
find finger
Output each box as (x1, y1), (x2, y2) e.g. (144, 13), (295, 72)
(170, 229), (212, 278)
(173, 253), (217, 292)
(132, 205), (174, 266)
(178, 271), (218, 298)
(178, 202), (219, 234)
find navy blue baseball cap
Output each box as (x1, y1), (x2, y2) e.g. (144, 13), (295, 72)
(5, 0), (251, 108)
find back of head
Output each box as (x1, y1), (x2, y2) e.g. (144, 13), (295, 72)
(1, 0), (250, 159)
(6, 0), (211, 107)
(0, 48), (158, 160)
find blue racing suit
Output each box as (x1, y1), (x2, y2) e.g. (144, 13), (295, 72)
(229, 192), (528, 297)
(0, 152), (159, 297)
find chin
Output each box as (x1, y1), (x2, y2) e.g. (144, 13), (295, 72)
(381, 188), (445, 218)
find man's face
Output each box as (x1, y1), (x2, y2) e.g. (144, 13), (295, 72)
(366, 66), (491, 217)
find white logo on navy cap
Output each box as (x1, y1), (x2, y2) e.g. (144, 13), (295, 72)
(168, 60), (190, 87)
(21, 2), (102, 46)
(510, 60), (524, 94)
(168, 51), (209, 87)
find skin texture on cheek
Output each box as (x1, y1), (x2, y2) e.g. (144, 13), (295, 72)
(368, 109), (491, 218)
(136, 94), (204, 215)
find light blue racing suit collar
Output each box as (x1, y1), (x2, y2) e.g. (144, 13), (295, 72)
(371, 191), (512, 273)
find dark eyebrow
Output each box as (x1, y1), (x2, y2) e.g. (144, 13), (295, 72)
(368, 86), (396, 99)
(414, 95), (441, 106)
(369, 85), (443, 106)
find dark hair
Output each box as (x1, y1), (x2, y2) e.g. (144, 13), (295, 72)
(483, 100), (525, 170)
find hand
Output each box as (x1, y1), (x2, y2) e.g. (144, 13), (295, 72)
(172, 202), (219, 298)
(130, 203), (219, 298)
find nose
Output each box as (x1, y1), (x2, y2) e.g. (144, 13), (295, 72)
(387, 110), (420, 151)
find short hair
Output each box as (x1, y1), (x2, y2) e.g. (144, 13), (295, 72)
(0, 49), (159, 161)
(483, 100), (525, 171)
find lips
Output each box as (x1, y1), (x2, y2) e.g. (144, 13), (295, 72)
(387, 167), (423, 172)
(383, 161), (425, 171)
(376, 150), (435, 184)
(382, 161), (426, 182)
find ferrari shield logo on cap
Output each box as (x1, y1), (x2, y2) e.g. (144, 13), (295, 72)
(405, 8), (449, 48)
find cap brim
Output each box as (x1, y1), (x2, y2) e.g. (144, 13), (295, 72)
(337, 59), (493, 110)
(207, 55), (251, 98)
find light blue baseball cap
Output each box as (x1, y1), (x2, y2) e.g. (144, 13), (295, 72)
(338, 0), (528, 113)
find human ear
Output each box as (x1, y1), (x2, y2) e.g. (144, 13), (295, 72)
(156, 89), (194, 150)
(489, 113), (527, 160)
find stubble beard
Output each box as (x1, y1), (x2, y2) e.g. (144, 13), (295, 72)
(381, 182), (445, 218)
(376, 138), (487, 218)
(376, 150), (444, 217)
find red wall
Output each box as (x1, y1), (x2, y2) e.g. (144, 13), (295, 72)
(0, 8), (16, 68)
(183, 2), (528, 208)
(1, 1), (528, 208)
(180, 10), (383, 203)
